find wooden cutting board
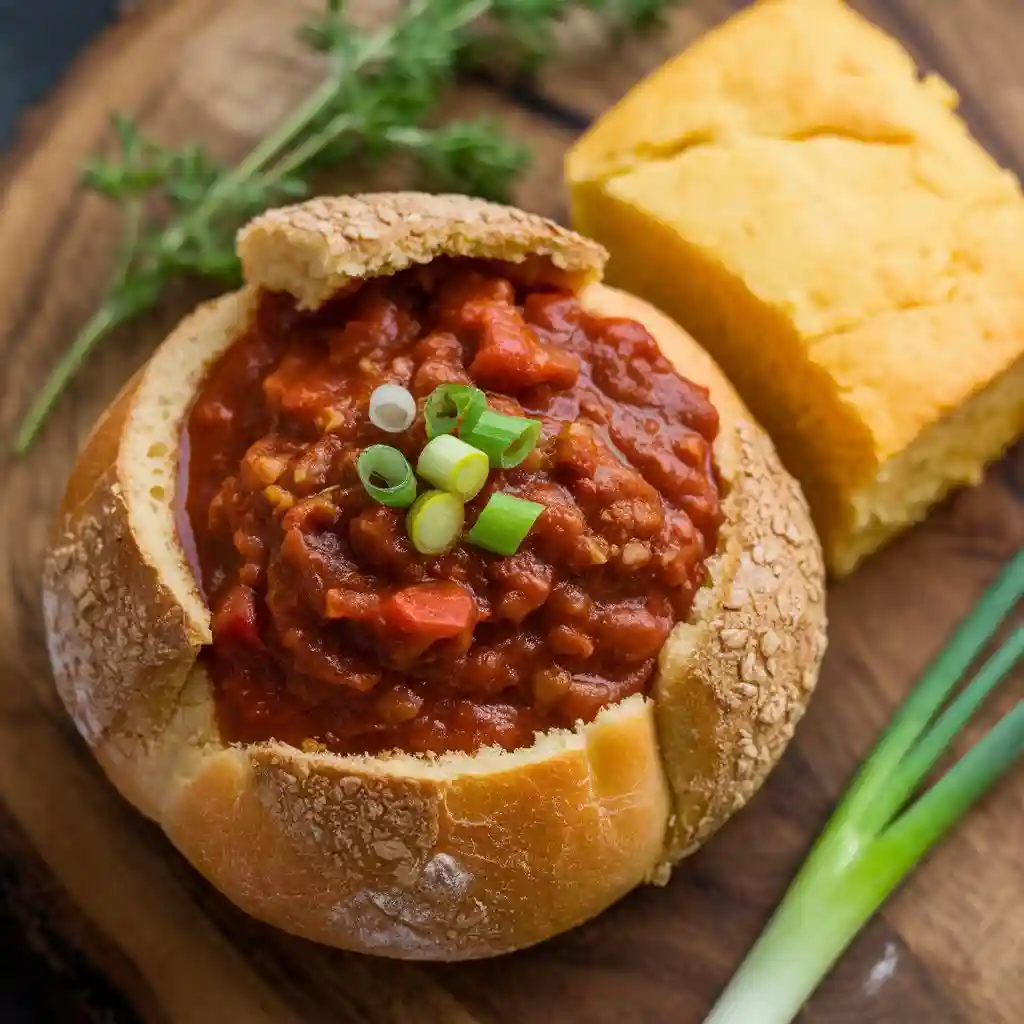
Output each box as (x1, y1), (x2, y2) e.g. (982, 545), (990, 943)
(0, 1), (1021, 1021)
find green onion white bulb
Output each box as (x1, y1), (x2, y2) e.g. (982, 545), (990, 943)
(369, 384), (417, 433)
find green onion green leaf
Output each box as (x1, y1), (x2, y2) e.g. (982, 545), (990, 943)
(424, 383), (486, 439)
(467, 492), (544, 555)
(356, 445), (417, 508)
(461, 409), (541, 469)
(406, 490), (465, 555)
(417, 434), (490, 501)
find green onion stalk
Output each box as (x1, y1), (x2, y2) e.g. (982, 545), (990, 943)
(424, 383), (486, 439)
(407, 490), (465, 555)
(462, 409), (541, 468)
(356, 445), (418, 507)
(468, 492), (544, 554)
(704, 547), (1024, 1024)
(417, 434), (490, 500)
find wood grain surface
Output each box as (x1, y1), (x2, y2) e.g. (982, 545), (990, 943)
(1, 1), (1021, 1021)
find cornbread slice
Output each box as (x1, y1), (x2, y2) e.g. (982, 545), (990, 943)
(567, 0), (1024, 575)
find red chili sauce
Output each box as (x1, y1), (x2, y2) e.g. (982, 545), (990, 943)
(182, 258), (723, 756)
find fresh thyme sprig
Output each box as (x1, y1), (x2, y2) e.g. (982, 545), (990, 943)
(13, 0), (677, 454)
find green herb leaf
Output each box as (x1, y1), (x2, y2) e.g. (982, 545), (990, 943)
(13, 0), (684, 454)
(395, 120), (532, 201)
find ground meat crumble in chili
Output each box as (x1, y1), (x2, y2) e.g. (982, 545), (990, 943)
(181, 258), (723, 756)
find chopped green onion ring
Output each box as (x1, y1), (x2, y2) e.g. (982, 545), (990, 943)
(356, 445), (417, 508)
(461, 409), (542, 469)
(369, 383), (416, 433)
(467, 492), (544, 556)
(424, 383), (486, 439)
(417, 434), (490, 501)
(406, 490), (465, 555)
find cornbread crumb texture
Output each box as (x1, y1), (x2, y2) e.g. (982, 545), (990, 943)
(568, 0), (1024, 574)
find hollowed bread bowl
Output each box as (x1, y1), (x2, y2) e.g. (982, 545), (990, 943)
(43, 193), (827, 959)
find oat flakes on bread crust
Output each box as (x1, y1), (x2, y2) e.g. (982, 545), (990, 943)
(657, 421), (827, 859)
(239, 192), (608, 310)
(43, 194), (826, 958)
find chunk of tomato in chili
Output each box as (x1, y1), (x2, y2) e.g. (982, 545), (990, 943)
(211, 584), (261, 647)
(467, 303), (581, 392)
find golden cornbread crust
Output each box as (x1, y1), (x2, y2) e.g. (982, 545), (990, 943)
(43, 195), (825, 958)
(568, 0), (1024, 575)
(239, 192), (608, 310)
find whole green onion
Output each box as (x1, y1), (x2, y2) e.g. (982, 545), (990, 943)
(703, 546), (1024, 1024)
(424, 383), (486, 439)
(356, 445), (417, 508)
(467, 492), (544, 555)
(461, 409), (542, 469)
(417, 434), (490, 501)
(406, 490), (465, 555)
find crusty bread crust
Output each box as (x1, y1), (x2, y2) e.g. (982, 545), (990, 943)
(151, 678), (670, 959)
(239, 192), (607, 311)
(43, 194), (826, 958)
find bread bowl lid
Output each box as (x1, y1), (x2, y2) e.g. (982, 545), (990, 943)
(237, 192), (607, 311)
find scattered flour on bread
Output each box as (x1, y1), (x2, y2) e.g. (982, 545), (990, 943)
(864, 942), (900, 996)
(327, 852), (498, 955)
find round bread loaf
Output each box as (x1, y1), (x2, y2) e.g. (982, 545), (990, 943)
(42, 193), (826, 959)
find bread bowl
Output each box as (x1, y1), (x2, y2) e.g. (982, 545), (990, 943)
(42, 192), (827, 959)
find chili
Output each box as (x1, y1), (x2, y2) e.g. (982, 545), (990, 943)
(181, 257), (723, 755)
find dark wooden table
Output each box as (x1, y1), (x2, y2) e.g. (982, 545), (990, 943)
(0, 2), (1021, 1022)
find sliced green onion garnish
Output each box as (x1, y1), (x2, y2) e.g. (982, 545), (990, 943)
(368, 384), (416, 433)
(467, 492), (544, 555)
(356, 445), (417, 508)
(703, 546), (1024, 1024)
(406, 489), (465, 555)
(417, 434), (490, 501)
(424, 383), (486, 439)
(461, 409), (541, 469)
